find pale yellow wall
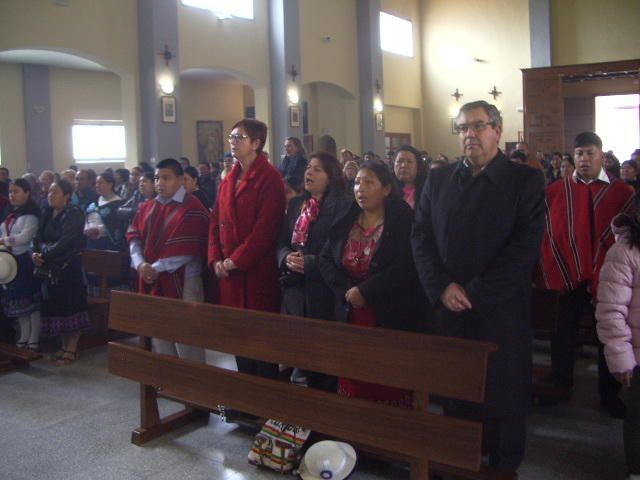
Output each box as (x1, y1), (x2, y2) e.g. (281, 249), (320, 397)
(0, 63), (27, 176)
(381, 0), (423, 110)
(180, 78), (246, 164)
(552, 0), (640, 65)
(178, 0), (271, 88)
(299, 0), (359, 98)
(49, 68), (123, 173)
(302, 83), (360, 156)
(420, 0), (530, 158)
(385, 106), (417, 145)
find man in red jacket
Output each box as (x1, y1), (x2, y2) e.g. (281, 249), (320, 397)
(538, 132), (635, 416)
(127, 157), (210, 362)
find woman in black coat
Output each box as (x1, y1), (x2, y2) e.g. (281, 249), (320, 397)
(277, 151), (351, 390)
(318, 161), (427, 406)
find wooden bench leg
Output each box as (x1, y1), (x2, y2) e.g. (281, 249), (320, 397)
(411, 458), (429, 480)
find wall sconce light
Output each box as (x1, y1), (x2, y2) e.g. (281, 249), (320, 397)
(488, 86), (502, 100)
(287, 64), (300, 105)
(373, 79), (384, 113)
(159, 76), (175, 95)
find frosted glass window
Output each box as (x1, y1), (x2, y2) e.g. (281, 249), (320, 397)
(595, 94), (639, 160)
(182, 0), (253, 20)
(72, 124), (126, 163)
(380, 12), (414, 57)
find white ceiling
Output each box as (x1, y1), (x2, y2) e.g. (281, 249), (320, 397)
(0, 49), (107, 71)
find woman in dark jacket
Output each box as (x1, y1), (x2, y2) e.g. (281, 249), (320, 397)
(33, 179), (89, 365)
(319, 161), (427, 407)
(393, 144), (427, 211)
(277, 151), (352, 390)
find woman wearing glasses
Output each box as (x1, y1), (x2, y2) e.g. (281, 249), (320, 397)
(208, 119), (286, 379)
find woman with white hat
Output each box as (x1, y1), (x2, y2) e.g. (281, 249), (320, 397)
(0, 178), (41, 350)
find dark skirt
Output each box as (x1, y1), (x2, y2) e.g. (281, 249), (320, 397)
(1, 251), (40, 317)
(41, 256), (90, 337)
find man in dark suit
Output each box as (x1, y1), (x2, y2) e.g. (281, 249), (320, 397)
(411, 100), (545, 473)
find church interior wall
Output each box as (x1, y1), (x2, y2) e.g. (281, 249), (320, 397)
(0, 62), (27, 177)
(551, 0), (640, 66)
(384, 105), (418, 149)
(420, 0), (531, 160)
(179, 77), (247, 165)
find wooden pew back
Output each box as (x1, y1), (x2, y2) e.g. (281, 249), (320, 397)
(108, 291), (497, 479)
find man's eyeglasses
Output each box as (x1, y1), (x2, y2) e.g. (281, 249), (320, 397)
(454, 121), (496, 134)
(227, 134), (249, 142)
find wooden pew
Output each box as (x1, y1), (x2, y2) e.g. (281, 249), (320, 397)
(107, 291), (498, 480)
(80, 249), (130, 349)
(0, 343), (42, 373)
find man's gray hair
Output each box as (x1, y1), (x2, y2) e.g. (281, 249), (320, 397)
(457, 100), (502, 128)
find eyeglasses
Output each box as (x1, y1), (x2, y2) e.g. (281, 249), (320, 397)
(227, 134), (249, 143)
(454, 121), (496, 134)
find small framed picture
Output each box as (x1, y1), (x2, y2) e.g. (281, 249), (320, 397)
(375, 112), (384, 131)
(451, 118), (458, 135)
(161, 96), (176, 123)
(289, 106), (300, 128)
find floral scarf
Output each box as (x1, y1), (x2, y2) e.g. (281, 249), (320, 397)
(291, 197), (320, 248)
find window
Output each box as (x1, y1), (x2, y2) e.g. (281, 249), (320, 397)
(72, 123), (126, 164)
(181, 0), (253, 20)
(379, 12), (414, 57)
(595, 94), (640, 159)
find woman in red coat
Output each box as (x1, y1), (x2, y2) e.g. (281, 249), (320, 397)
(208, 118), (286, 379)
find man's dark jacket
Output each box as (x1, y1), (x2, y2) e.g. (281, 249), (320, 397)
(411, 152), (545, 417)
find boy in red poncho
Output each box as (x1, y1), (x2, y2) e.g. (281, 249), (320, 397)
(127, 157), (210, 362)
(538, 132), (635, 416)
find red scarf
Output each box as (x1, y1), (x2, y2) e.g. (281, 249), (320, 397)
(538, 176), (635, 295)
(127, 193), (209, 298)
(291, 197), (320, 248)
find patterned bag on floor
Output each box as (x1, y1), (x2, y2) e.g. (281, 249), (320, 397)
(248, 419), (311, 473)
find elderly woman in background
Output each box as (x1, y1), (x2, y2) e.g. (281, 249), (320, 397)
(209, 119), (285, 379)
(0, 179), (41, 350)
(319, 161), (427, 407)
(84, 171), (124, 251)
(277, 151), (351, 390)
(33, 179), (88, 365)
(393, 145), (427, 211)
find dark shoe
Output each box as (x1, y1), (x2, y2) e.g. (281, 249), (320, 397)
(601, 396), (627, 419)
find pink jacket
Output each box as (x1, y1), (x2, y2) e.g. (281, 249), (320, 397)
(596, 217), (640, 374)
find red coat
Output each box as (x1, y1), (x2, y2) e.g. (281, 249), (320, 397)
(208, 154), (286, 311)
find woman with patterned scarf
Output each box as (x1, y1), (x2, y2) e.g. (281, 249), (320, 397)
(277, 151), (351, 391)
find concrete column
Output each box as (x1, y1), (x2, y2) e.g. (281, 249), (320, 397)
(269, 0), (302, 164)
(529, 0), (552, 67)
(137, 0), (182, 165)
(22, 64), (54, 174)
(357, 0), (385, 155)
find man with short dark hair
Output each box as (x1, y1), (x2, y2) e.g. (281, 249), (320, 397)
(126, 158), (210, 362)
(0, 167), (10, 184)
(72, 169), (99, 212)
(197, 161), (216, 207)
(538, 131), (635, 417)
(412, 100), (545, 473)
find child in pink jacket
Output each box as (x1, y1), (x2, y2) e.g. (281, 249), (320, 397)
(596, 213), (640, 479)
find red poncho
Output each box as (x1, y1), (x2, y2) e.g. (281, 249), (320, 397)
(127, 193), (210, 298)
(538, 176), (635, 295)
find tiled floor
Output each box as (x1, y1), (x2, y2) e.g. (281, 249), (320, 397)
(0, 345), (627, 479)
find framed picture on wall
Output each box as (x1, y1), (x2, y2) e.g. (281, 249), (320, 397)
(290, 106), (300, 128)
(196, 120), (224, 166)
(375, 112), (384, 131)
(161, 96), (176, 123)
(450, 118), (458, 135)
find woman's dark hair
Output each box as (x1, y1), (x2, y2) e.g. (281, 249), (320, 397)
(614, 214), (640, 251)
(98, 171), (117, 192)
(54, 179), (74, 198)
(358, 160), (399, 197)
(510, 150), (528, 163)
(561, 155), (575, 167)
(142, 172), (155, 183)
(286, 137), (306, 157)
(622, 160), (638, 171)
(115, 168), (130, 184)
(307, 151), (346, 193)
(184, 166), (200, 186)
(395, 145), (426, 181)
(138, 162), (154, 174)
(10, 178), (40, 215)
